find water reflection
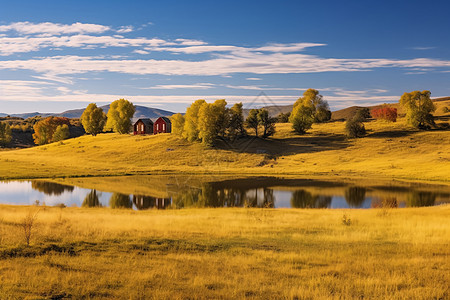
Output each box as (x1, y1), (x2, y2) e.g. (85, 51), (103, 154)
(109, 193), (132, 209)
(31, 181), (74, 196)
(133, 195), (171, 209)
(407, 192), (436, 207)
(291, 190), (332, 208)
(0, 176), (448, 209)
(82, 190), (102, 208)
(172, 185), (275, 208)
(345, 187), (367, 207)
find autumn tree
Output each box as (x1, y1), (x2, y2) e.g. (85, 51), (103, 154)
(198, 102), (219, 145)
(52, 124), (70, 142)
(228, 102), (246, 139)
(0, 122), (12, 146)
(32, 117), (70, 145)
(105, 99), (135, 134)
(81, 103), (107, 136)
(257, 109), (276, 138)
(289, 89), (332, 134)
(371, 106), (397, 122)
(246, 109), (260, 137)
(170, 113), (185, 135)
(400, 90), (435, 129)
(213, 99), (229, 138)
(183, 99), (206, 142)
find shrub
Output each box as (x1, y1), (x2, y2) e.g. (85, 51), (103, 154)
(22, 210), (39, 246)
(371, 107), (398, 122)
(0, 122), (12, 145)
(345, 117), (366, 138)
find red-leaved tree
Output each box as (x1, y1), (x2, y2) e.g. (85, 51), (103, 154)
(371, 107), (397, 122)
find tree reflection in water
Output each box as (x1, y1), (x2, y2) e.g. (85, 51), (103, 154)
(345, 187), (367, 207)
(407, 191), (436, 207)
(290, 190), (331, 208)
(109, 193), (132, 209)
(172, 183), (275, 208)
(31, 181), (74, 196)
(132, 195), (170, 210)
(82, 190), (102, 207)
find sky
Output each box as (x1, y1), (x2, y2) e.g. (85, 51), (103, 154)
(1, 0), (450, 114)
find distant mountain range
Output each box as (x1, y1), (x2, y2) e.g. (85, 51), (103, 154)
(0, 105), (176, 119)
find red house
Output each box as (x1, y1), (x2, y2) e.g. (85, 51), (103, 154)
(153, 117), (172, 134)
(133, 119), (153, 135)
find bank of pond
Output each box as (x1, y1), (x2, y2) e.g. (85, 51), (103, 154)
(0, 175), (449, 209)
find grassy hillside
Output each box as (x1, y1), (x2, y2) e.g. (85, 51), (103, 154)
(0, 116), (449, 182)
(0, 205), (448, 299)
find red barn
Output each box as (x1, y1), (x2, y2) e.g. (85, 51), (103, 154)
(153, 117), (171, 134)
(133, 119), (153, 135)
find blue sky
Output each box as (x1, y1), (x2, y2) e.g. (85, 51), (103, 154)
(1, 0), (449, 114)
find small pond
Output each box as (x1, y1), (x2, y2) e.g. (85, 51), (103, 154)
(0, 176), (449, 209)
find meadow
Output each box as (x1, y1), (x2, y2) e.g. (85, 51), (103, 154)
(0, 205), (448, 299)
(0, 117), (449, 183)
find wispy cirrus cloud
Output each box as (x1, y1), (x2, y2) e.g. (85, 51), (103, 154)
(0, 21), (111, 35)
(141, 83), (215, 90)
(2, 54), (450, 77)
(411, 46), (436, 50)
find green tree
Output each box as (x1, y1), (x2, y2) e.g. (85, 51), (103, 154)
(105, 99), (135, 134)
(400, 90), (435, 129)
(183, 99), (206, 142)
(81, 103), (106, 136)
(228, 102), (246, 139)
(276, 112), (291, 123)
(257, 109), (276, 138)
(246, 109), (260, 137)
(52, 124), (70, 142)
(345, 113), (366, 138)
(289, 104), (314, 134)
(0, 122), (12, 145)
(170, 113), (185, 135)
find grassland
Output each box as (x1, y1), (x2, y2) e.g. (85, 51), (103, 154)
(0, 116), (449, 183)
(0, 205), (448, 299)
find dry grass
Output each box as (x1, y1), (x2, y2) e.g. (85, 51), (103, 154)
(0, 205), (448, 299)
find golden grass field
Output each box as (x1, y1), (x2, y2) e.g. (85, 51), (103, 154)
(0, 115), (449, 183)
(0, 103), (449, 298)
(0, 205), (448, 299)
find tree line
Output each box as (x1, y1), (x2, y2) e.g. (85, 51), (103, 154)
(0, 89), (439, 147)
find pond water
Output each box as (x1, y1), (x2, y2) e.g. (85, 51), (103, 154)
(0, 176), (449, 209)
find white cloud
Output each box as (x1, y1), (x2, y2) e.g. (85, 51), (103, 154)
(246, 77), (262, 80)
(0, 91), (403, 111)
(0, 22), (110, 35)
(133, 49), (150, 55)
(117, 25), (134, 33)
(411, 46), (435, 50)
(142, 83), (215, 90)
(2, 54), (450, 77)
